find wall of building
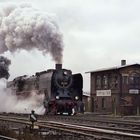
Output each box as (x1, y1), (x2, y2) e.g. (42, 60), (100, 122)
(119, 65), (140, 115)
(90, 65), (140, 115)
(90, 71), (121, 114)
(82, 95), (90, 112)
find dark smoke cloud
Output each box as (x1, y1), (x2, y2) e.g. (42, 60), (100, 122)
(0, 56), (11, 79)
(0, 4), (63, 63)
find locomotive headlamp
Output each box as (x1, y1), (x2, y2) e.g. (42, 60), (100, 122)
(63, 71), (68, 75)
(56, 96), (60, 99)
(75, 96), (79, 100)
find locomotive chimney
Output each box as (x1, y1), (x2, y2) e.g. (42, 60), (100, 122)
(55, 64), (62, 70)
(121, 60), (126, 66)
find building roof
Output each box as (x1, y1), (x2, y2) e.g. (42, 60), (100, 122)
(86, 63), (140, 73)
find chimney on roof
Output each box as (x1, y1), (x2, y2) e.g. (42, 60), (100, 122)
(121, 60), (126, 66)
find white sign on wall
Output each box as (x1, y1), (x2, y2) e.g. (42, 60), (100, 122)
(96, 90), (111, 96)
(129, 89), (139, 94)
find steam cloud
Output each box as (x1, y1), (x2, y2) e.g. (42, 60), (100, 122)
(0, 79), (45, 114)
(0, 4), (63, 63)
(0, 56), (11, 79)
(0, 3), (63, 114)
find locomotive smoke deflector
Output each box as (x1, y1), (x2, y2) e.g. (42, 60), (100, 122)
(55, 64), (62, 70)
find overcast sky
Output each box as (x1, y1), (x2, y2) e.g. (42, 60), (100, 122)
(1, 0), (140, 92)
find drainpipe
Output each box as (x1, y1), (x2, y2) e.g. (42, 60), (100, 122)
(119, 72), (123, 116)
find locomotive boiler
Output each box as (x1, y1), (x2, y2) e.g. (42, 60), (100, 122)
(7, 64), (83, 115)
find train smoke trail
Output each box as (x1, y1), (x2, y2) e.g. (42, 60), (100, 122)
(0, 3), (63, 63)
(0, 56), (11, 79)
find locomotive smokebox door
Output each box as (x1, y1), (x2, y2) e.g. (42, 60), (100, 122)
(55, 64), (62, 70)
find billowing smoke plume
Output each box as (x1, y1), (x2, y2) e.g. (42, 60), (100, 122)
(0, 4), (63, 63)
(0, 56), (11, 79)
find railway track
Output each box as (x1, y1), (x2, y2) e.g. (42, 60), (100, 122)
(0, 135), (17, 140)
(3, 113), (140, 129)
(37, 120), (140, 140)
(38, 119), (140, 135)
(45, 114), (140, 129)
(0, 114), (140, 139)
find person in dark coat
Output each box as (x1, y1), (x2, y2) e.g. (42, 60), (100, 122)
(29, 110), (37, 129)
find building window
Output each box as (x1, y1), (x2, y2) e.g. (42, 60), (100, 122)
(122, 76), (128, 84)
(102, 98), (105, 109)
(110, 75), (118, 89)
(102, 75), (108, 89)
(96, 75), (101, 89)
(129, 72), (140, 89)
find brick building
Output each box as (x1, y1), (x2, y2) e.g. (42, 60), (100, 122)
(87, 60), (140, 115)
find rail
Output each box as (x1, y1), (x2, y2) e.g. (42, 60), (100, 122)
(0, 114), (140, 139)
(37, 120), (140, 139)
(0, 135), (17, 140)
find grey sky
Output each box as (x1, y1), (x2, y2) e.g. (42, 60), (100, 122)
(1, 0), (140, 91)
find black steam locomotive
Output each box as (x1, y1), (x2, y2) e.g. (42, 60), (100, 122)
(7, 64), (83, 115)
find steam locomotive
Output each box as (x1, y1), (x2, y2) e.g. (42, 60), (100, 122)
(7, 64), (83, 115)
